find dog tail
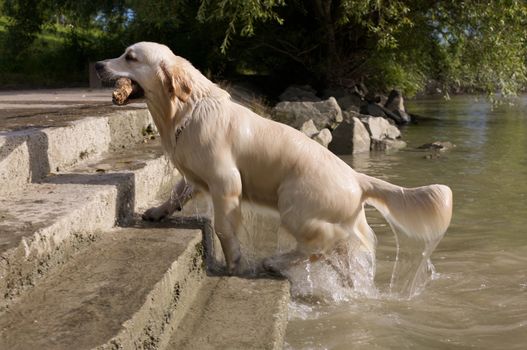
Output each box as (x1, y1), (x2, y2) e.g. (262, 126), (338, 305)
(358, 173), (453, 242)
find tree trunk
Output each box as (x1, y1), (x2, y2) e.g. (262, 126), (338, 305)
(312, 0), (339, 85)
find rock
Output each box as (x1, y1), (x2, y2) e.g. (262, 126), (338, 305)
(300, 119), (319, 138)
(336, 94), (362, 112)
(360, 90), (410, 125)
(272, 97), (343, 130)
(362, 116), (401, 141)
(298, 119), (331, 148)
(379, 105), (409, 125)
(313, 129), (332, 148)
(384, 90), (411, 124)
(321, 87), (363, 113)
(279, 85), (320, 102)
(328, 113), (370, 155)
(360, 102), (387, 118)
(384, 89), (405, 111)
(362, 116), (401, 140)
(371, 139), (407, 151)
(417, 141), (455, 151)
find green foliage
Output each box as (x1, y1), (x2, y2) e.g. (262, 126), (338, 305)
(338, 0), (413, 49)
(3, 0), (46, 56)
(0, 0), (526, 98)
(196, 0), (284, 52)
(429, 0), (527, 98)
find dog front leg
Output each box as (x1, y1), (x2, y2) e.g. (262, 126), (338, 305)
(142, 178), (194, 221)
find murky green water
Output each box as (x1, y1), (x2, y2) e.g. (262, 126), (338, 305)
(284, 96), (527, 349)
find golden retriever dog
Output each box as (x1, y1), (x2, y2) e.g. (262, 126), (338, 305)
(95, 42), (452, 276)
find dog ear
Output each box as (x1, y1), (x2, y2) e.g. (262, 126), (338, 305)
(159, 61), (192, 102)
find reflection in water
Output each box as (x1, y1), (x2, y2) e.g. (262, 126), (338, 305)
(284, 95), (527, 349)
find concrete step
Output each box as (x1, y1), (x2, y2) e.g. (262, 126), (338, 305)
(166, 276), (290, 350)
(0, 222), (206, 350)
(0, 90), (292, 349)
(0, 140), (177, 305)
(50, 139), (176, 224)
(0, 103), (154, 197)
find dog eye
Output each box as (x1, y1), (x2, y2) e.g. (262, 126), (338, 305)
(125, 53), (137, 62)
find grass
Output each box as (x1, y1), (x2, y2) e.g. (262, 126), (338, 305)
(0, 17), (107, 88)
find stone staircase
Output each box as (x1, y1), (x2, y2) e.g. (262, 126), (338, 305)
(0, 91), (290, 350)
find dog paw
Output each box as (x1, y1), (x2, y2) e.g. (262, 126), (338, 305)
(261, 258), (286, 278)
(226, 254), (242, 276)
(142, 206), (168, 221)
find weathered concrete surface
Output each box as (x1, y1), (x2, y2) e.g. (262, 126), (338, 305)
(167, 276), (290, 350)
(0, 140), (177, 305)
(0, 225), (205, 350)
(0, 107), (154, 197)
(0, 183), (117, 305)
(0, 89), (292, 350)
(0, 88), (146, 118)
(0, 88), (151, 197)
(53, 139), (177, 220)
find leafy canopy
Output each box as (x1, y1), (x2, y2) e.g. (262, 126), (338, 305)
(1, 0), (526, 96)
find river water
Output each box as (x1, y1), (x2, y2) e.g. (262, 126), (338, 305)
(284, 96), (527, 349)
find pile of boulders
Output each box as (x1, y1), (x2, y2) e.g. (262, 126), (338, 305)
(271, 84), (410, 154)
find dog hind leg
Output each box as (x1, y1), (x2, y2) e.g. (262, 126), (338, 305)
(212, 193), (243, 275)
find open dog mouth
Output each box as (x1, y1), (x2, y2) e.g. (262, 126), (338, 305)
(112, 78), (145, 105)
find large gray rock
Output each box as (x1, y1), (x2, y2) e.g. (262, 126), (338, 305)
(336, 94), (362, 112)
(384, 89), (411, 124)
(272, 97), (343, 130)
(360, 102), (387, 118)
(279, 85), (320, 102)
(361, 116), (404, 151)
(362, 116), (401, 140)
(328, 113), (370, 155)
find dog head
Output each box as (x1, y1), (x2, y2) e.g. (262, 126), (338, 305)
(95, 42), (192, 103)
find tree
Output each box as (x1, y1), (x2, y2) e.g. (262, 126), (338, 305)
(2, 0), (527, 96)
(3, 0), (46, 56)
(196, 0), (527, 96)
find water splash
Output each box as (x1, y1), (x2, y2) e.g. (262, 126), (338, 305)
(181, 198), (442, 301)
(388, 223), (444, 299)
(235, 205), (444, 302)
